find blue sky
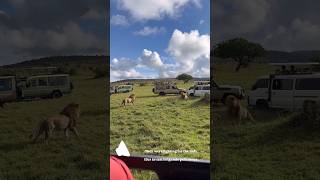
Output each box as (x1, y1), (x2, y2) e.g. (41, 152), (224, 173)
(110, 0), (210, 82)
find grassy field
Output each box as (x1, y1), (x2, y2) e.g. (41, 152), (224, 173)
(110, 82), (210, 179)
(0, 73), (107, 179)
(213, 63), (320, 179)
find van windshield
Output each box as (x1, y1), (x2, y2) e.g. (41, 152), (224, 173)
(0, 78), (13, 91)
(252, 79), (269, 90)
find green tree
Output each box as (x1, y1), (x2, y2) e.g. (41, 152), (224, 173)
(214, 38), (265, 71)
(176, 73), (193, 83)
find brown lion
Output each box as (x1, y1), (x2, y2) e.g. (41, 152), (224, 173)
(225, 95), (254, 125)
(30, 103), (80, 143)
(121, 94), (135, 107)
(180, 91), (188, 100)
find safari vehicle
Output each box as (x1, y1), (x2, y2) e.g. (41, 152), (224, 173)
(19, 74), (72, 99)
(152, 81), (185, 96)
(0, 76), (17, 102)
(212, 80), (245, 104)
(110, 86), (116, 94)
(115, 85), (133, 93)
(188, 84), (210, 97)
(248, 63), (320, 110)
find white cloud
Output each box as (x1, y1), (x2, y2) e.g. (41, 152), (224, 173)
(134, 26), (166, 36)
(110, 14), (129, 26)
(263, 18), (320, 51)
(167, 29), (210, 74)
(82, 9), (102, 20)
(117, 0), (201, 21)
(111, 29), (210, 81)
(110, 58), (143, 81)
(139, 49), (164, 68)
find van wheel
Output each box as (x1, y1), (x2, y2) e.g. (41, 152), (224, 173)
(159, 92), (165, 96)
(190, 93), (194, 97)
(51, 91), (62, 98)
(256, 100), (268, 109)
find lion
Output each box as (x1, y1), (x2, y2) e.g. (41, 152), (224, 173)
(121, 94), (135, 107)
(60, 103), (80, 128)
(225, 95), (254, 125)
(180, 91), (188, 100)
(30, 103), (80, 143)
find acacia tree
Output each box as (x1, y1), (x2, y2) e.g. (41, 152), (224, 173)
(176, 73), (193, 83)
(214, 38), (265, 71)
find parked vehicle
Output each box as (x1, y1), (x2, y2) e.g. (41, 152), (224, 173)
(188, 85), (210, 97)
(153, 81), (185, 95)
(212, 80), (245, 104)
(115, 85), (133, 93)
(248, 63), (320, 110)
(110, 86), (116, 94)
(19, 74), (72, 99)
(0, 76), (17, 102)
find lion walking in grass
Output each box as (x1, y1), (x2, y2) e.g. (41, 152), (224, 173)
(225, 95), (254, 125)
(180, 91), (188, 100)
(30, 103), (80, 143)
(121, 94), (136, 107)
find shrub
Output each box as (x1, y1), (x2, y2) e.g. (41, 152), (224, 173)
(92, 67), (107, 79)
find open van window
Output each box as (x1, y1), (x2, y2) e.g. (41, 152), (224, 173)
(272, 79), (293, 90)
(251, 78), (269, 90)
(0, 78), (12, 91)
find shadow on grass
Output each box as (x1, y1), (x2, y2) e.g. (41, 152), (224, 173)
(136, 95), (158, 99)
(247, 113), (320, 147)
(0, 141), (29, 153)
(189, 97), (210, 107)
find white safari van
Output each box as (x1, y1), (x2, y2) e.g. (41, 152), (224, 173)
(188, 84), (210, 97)
(20, 74), (72, 99)
(0, 76), (17, 102)
(248, 63), (320, 110)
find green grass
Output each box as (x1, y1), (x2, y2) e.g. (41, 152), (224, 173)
(213, 63), (320, 179)
(0, 74), (107, 179)
(110, 83), (210, 179)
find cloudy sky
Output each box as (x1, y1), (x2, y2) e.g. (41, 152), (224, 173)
(212, 0), (320, 52)
(110, 0), (210, 82)
(0, 0), (108, 66)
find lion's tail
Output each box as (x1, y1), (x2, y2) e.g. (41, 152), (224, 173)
(247, 111), (255, 122)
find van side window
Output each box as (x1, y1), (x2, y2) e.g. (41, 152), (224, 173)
(48, 76), (67, 86)
(0, 79), (12, 91)
(38, 78), (48, 86)
(296, 78), (320, 90)
(29, 79), (37, 87)
(272, 79), (293, 90)
(252, 79), (268, 90)
(203, 86), (210, 90)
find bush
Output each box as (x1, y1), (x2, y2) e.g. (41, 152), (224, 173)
(291, 100), (320, 129)
(92, 67), (107, 79)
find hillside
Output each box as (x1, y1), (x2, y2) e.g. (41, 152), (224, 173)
(213, 50), (320, 63)
(0, 55), (108, 68)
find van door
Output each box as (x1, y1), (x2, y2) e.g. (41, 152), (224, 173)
(294, 78), (320, 110)
(270, 78), (294, 110)
(248, 78), (269, 106)
(37, 77), (49, 97)
(22, 78), (38, 98)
